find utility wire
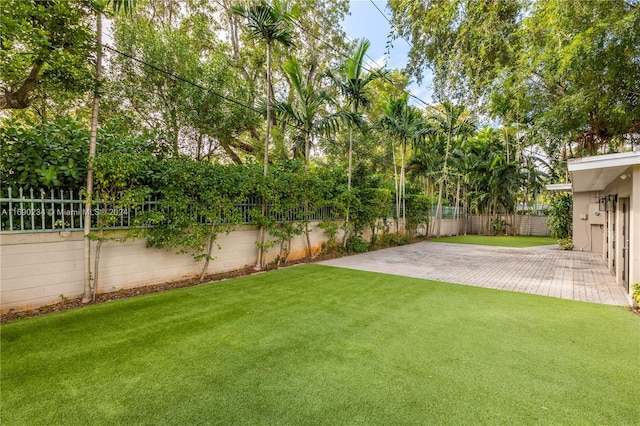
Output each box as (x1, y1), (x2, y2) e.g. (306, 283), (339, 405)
(368, 0), (414, 49)
(296, 5), (438, 113)
(101, 5), (439, 147)
(103, 43), (261, 115)
(364, 1), (437, 111)
(102, 43), (338, 146)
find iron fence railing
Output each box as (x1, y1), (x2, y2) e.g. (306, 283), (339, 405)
(0, 188), (339, 233)
(1, 188), (458, 234)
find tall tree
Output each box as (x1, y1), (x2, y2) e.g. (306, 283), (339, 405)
(427, 102), (475, 236)
(83, 0), (137, 303)
(325, 39), (385, 238)
(378, 93), (426, 231)
(0, 0), (96, 111)
(388, 0), (640, 157)
(273, 56), (353, 257)
(231, 0), (297, 269)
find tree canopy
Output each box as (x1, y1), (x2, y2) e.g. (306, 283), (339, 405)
(3, 0), (635, 252)
(389, 0), (640, 153)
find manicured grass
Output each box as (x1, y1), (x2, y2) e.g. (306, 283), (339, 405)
(2, 265), (638, 425)
(431, 234), (558, 248)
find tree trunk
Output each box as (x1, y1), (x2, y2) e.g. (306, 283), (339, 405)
(454, 175), (461, 236)
(93, 236), (103, 303)
(255, 42), (272, 270)
(435, 179), (444, 237)
(400, 141), (406, 233)
(436, 132), (452, 237)
(83, 12), (103, 303)
(198, 223), (217, 283)
(343, 117), (354, 247)
(391, 139), (399, 233)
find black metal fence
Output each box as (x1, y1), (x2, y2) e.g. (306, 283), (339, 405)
(0, 188), (338, 233)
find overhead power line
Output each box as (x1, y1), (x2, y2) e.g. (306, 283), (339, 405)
(367, 0), (414, 48)
(295, 4), (437, 112)
(103, 43), (261, 115)
(102, 43), (338, 146)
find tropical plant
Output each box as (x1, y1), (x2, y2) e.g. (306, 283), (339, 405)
(426, 102), (475, 236)
(324, 39), (385, 240)
(0, 117), (89, 189)
(144, 159), (254, 283)
(231, 0), (298, 269)
(378, 93), (427, 231)
(547, 193), (573, 241)
(83, 0), (137, 302)
(632, 283), (640, 307)
(274, 56), (352, 171)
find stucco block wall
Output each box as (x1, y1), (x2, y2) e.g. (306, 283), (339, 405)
(0, 223), (330, 313)
(0, 215), (554, 313)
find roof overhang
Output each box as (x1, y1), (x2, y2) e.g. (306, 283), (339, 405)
(568, 151), (640, 192)
(546, 183), (572, 191)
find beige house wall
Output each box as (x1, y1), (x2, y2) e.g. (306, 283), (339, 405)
(631, 165), (640, 301)
(572, 164), (638, 304)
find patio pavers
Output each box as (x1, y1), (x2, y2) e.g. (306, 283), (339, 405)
(318, 242), (629, 306)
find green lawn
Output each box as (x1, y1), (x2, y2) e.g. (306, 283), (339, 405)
(430, 234), (558, 248)
(2, 265), (638, 425)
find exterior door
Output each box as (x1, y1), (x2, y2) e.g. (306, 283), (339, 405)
(621, 197), (630, 292)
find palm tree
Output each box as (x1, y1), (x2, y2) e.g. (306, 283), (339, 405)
(231, 0), (297, 268)
(83, 0), (136, 303)
(378, 93), (427, 232)
(272, 56), (350, 257)
(325, 39), (384, 238)
(427, 102), (475, 237)
(274, 57), (349, 172)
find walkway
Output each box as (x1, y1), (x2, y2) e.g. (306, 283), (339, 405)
(318, 242), (629, 306)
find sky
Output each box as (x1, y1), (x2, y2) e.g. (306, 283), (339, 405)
(340, 0), (434, 106)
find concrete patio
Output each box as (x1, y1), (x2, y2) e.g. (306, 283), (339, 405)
(318, 242), (629, 306)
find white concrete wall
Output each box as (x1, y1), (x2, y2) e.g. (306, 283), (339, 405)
(0, 223), (330, 313)
(572, 192), (597, 252)
(0, 214), (555, 314)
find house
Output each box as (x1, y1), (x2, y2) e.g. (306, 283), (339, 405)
(567, 150), (640, 305)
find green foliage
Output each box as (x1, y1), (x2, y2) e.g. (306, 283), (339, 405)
(632, 283), (640, 307)
(0, 0), (95, 110)
(112, 14), (258, 158)
(547, 193), (573, 240)
(344, 235), (368, 253)
(144, 158), (254, 262)
(372, 231), (412, 249)
(0, 117), (89, 189)
(347, 164), (393, 235)
(558, 238), (574, 251)
(405, 192), (431, 236)
(389, 0), (640, 151)
(92, 124), (160, 231)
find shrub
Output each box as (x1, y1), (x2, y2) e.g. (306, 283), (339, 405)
(632, 283), (640, 306)
(547, 193), (573, 239)
(374, 232), (412, 248)
(558, 238), (573, 250)
(345, 235), (369, 253)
